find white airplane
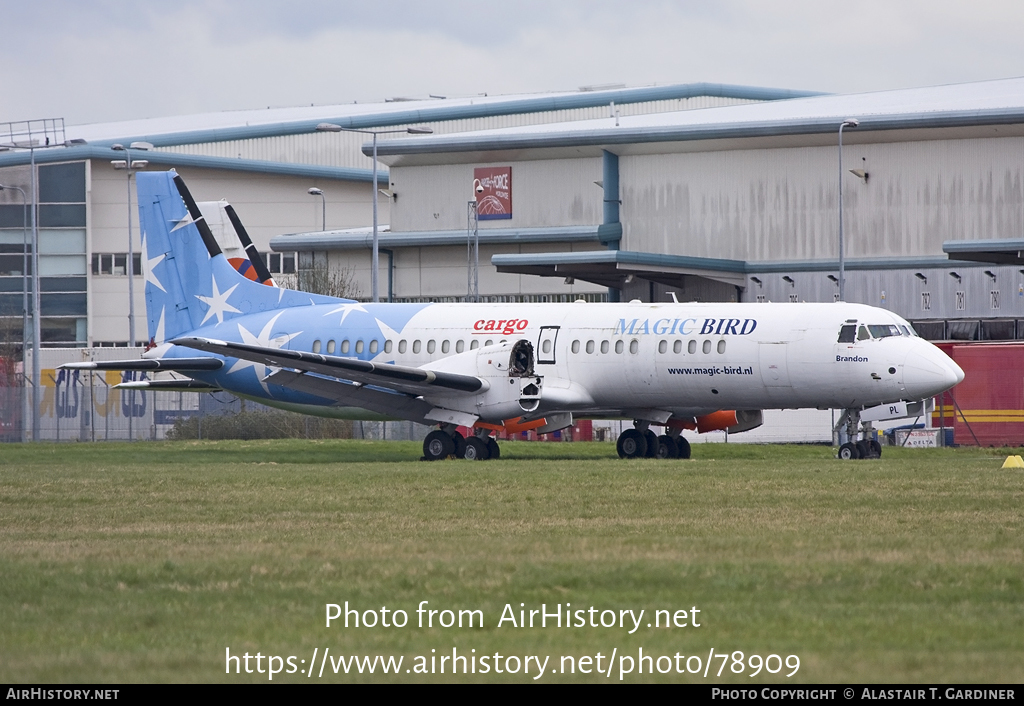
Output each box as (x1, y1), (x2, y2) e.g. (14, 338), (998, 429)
(63, 171), (964, 461)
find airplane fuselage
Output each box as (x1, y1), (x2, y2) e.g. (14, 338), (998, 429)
(166, 299), (961, 422)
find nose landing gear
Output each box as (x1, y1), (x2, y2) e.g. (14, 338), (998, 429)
(835, 409), (882, 460)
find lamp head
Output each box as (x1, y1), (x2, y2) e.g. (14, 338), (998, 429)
(842, 118), (859, 128)
(308, 187), (324, 196)
(316, 123), (342, 132)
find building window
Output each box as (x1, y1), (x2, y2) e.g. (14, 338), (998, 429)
(92, 252), (141, 276)
(263, 252), (297, 275)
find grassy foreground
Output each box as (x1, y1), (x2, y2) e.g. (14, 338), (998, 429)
(1, 440), (1021, 683)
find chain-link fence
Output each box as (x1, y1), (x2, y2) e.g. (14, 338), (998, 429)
(0, 347), (430, 443)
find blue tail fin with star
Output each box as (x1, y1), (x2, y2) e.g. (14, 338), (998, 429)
(135, 170), (349, 345)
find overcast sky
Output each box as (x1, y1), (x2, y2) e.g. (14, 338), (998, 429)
(4, 0), (1024, 127)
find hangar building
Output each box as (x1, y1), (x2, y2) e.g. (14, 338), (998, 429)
(272, 77), (1024, 343)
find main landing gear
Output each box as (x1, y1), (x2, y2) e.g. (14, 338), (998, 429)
(616, 421), (691, 460)
(423, 425), (501, 461)
(834, 409), (882, 460)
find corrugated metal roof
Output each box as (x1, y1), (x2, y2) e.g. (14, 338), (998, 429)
(62, 82), (820, 148)
(369, 77), (1024, 161)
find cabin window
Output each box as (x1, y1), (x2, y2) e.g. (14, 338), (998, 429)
(385, 340), (393, 354)
(586, 340), (595, 354)
(571, 340), (580, 354)
(629, 339), (639, 354)
(470, 340), (479, 350)
(398, 339), (406, 354)
(717, 340), (726, 354)
(542, 340), (552, 354)
(615, 340), (624, 354)
(441, 340), (450, 354)
(369, 339), (379, 354)
(326, 339), (335, 354)
(456, 340), (465, 353)
(312, 339), (321, 353)
(673, 340), (682, 354)
(601, 340), (609, 354)
(485, 339), (493, 347)
(427, 340), (436, 354)
(413, 340), (421, 354)
(688, 340), (697, 354)
(340, 339), (350, 354)
(355, 340), (364, 354)
(658, 340), (667, 354)
(702, 340), (712, 354)
(838, 325), (856, 343)
(857, 325), (870, 341)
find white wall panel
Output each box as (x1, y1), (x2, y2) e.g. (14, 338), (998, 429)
(621, 136), (1024, 262)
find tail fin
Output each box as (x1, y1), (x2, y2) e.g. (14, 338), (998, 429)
(136, 170), (347, 345)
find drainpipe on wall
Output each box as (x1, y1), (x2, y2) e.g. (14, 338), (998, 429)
(598, 149), (623, 303)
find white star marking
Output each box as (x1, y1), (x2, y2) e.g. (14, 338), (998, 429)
(196, 276), (241, 325)
(227, 312), (302, 393)
(323, 301), (369, 326)
(143, 251), (166, 292)
(154, 308), (166, 345)
(170, 212), (203, 232)
(371, 319), (403, 363)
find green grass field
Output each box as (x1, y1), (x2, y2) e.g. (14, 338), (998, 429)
(1, 440), (1021, 683)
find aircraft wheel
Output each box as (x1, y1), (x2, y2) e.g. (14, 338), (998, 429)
(487, 437), (501, 460)
(644, 430), (659, 458)
(656, 434), (679, 459)
(464, 436), (490, 461)
(675, 436), (691, 460)
(617, 429), (648, 459)
(838, 442), (860, 460)
(869, 439), (882, 458)
(423, 430), (455, 461)
(856, 440), (871, 459)
(453, 431), (467, 459)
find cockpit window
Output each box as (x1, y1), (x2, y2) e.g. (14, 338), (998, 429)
(838, 325), (856, 343)
(867, 324), (901, 338)
(857, 325), (871, 341)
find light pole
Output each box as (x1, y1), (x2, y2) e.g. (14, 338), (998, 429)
(315, 123), (432, 302)
(468, 178), (482, 302)
(838, 118), (859, 302)
(308, 187), (326, 230)
(111, 142), (152, 346)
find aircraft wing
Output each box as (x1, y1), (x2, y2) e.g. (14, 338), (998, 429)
(264, 370), (436, 421)
(60, 358), (224, 372)
(171, 336), (487, 397)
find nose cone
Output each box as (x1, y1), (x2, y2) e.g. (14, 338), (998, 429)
(903, 342), (964, 399)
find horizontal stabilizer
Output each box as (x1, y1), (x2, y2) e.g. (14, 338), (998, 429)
(172, 336), (486, 396)
(114, 380), (223, 392)
(60, 358), (224, 372)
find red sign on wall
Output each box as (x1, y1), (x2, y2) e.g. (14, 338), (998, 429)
(473, 166), (512, 220)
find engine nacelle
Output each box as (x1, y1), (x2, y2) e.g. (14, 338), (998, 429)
(423, 340), (543, 422)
